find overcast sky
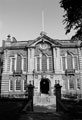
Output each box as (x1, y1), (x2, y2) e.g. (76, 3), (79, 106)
(0, 0), (75, 46)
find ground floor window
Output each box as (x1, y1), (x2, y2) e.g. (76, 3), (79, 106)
(63, 79), (66, 90)
(69, 77), (74, 90)
(23, 79), (27, 91)
(15, 77), (21, 91)
(9, 76), (26, 92)
(9, 79), (13, 91)
(77, 78), (80, 90)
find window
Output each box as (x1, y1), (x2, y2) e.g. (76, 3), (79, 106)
(67, 54), (73, 70)
(23, 58), (27, 72)
(62, 54), (79, 71)
(74, 56), (78, 70)
(42, 55), (47, 71)
(37, 57), (40, 71)
(63, 79), (66, 89)
(77, 78), (80, 89)
(12, 58), (15, 72)
(16, 54), (22, 73)
(69, 78), (74, 90)
(16, 77), (21, 90)
(23, 79), (27, 91)
(49, 57), (53, 71)
(62, 57), (66, 71)
(10, 79), (13, 91)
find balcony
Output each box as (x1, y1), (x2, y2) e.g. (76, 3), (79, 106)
(65, 69), (75, 76)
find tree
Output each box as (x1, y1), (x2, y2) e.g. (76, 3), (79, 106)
(60, 0), (82, 40)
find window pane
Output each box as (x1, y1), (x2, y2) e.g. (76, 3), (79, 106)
(16, 55), (21, 72)
(49, 57), (53, 71)
(62, 57), (66, 70)
(42, 55), (47, 71)
(24, 80), (27, 91)
(63, 79), (66, 89)
(10, 80), (13, 91)
(77, 79), (80, 89)
(16, 77), (21, 90)
(37, 57), (40, 71)
(67, 54), (73, 70)
(23, 58), (27, 72)
(69, 78), (74, 90)
(12, 58), (15, 72)
(74, 57), (78, 70)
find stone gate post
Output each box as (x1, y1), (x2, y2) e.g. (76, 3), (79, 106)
(27, 82), (34, 111)
(24, 82), (34, 112)
(55, 83), (62, 112)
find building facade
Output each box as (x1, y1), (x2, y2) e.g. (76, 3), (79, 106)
(1, 32), (82, 97)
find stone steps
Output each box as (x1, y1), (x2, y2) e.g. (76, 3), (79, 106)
(33, 95), (56, 106)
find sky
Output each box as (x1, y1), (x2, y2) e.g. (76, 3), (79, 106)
(0, 0), (75, 46)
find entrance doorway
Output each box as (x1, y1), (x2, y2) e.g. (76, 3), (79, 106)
(40, 78), (50, 94)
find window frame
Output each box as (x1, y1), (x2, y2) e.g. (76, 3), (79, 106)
(9, 79), (13, 91)
(15, 77), (21, 91)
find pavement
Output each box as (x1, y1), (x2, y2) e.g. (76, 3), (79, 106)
(17, 104), (69, 120)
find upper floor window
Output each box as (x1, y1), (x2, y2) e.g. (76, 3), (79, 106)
(23, 58), (27, 72)
(10, 54), (27, 73)
(42, 55), (47, 71)
(12, 57), (15, 72)
(62, 57), (66, 71)
(62, 53), (79, 71)
(36, 55), (53, 72)
(37, 57), (40, 71)
(49, 57), (53, 71)
(74, 56), (79, 70)
(16, 54), (22, 73)
(67, 54), (73, 70)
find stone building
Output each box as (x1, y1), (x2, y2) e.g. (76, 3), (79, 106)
(1, 32), (82, 98)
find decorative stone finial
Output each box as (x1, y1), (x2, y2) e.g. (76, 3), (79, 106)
(7, 34), (11, 42)
(12, 37), (17, 42)
(40, 31), (47, 36)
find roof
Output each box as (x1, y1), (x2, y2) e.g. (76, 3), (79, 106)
(3, 33), (80, 49)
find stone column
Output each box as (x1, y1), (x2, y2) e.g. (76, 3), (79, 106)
(55, 83), (62, 112)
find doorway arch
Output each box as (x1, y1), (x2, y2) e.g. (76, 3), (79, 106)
(40, 78), (50, 94)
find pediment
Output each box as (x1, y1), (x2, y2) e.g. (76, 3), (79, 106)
(27, 34), (61, 47)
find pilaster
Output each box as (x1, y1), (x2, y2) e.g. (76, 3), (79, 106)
(77, 46), (82, 90)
